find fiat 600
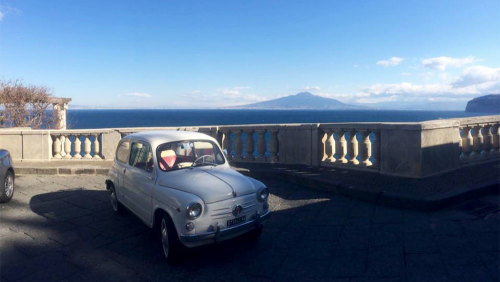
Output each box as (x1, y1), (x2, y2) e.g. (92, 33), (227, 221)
(106, 131), (270, 262)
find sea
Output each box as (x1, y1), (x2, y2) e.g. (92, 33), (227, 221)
(67, 109), (491, 129)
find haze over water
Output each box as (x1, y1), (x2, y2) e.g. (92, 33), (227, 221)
(67, 109), (490, 129)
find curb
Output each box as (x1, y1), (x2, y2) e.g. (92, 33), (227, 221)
(16, 167), (109, 176)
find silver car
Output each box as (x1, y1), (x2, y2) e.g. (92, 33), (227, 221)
(106, 131), (270, 262)
(0, 149), (15, 203)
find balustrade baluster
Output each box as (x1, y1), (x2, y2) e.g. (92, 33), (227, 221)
(492, 124), (500, 155)
(53, 135), (62, 159)
(372, 131), (380, 167)
(245, 129), (255, 161)
(256, 129), (266, 162)
(359, 130), (372, 166)
(83, 135), (92, 159)
(233, 130), (243, 161)
(348, 129), (359, 165)
(460, 126), (472, 161)
(471, 125), (482, 159)
(73, 135), (82, 159)
(482, 125), (492, 158)
(335, 129), (348, 163)
(222, 130), (232, 160)
(93, 134), (101, 159)
(64, 134), (72, 159)
(325, 129), (335, 163)
(269, 129), (279, 163)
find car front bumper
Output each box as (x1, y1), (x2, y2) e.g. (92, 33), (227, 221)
(179, 210), (270, 244)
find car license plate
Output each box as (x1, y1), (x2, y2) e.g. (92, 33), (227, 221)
(227, 215), (246, 227)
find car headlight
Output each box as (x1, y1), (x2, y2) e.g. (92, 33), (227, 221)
(186, 202), (203, 219)
(257, 187), (269, 202)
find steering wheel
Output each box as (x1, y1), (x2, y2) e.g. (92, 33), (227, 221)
(193, 155), (215, 166)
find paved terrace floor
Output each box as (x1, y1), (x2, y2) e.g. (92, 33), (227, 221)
(1, 175), (499, 281)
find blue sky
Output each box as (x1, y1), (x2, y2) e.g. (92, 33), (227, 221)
(0, 0), (499, 109)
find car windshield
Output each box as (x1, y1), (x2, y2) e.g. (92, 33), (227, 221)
(156, 140), (225, 172)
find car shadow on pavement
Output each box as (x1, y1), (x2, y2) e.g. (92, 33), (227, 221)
(1, 182), (337, 281)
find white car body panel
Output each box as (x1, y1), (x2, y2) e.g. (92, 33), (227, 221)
(106, 130), (270, 248)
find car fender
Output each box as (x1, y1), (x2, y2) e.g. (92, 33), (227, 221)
(150, 186), (204, 234)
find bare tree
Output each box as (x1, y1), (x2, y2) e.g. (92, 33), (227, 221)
(0, 80), (54, 129)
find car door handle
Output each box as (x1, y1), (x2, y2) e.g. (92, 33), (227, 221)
(146, 175), (154, 181)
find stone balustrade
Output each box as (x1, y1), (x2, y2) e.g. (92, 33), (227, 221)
(318, 124), (380, 171)
(457, 116), (500, 163)
(1, 115), (499, 178)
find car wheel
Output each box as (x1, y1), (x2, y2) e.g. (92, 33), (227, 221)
(160, 215), (182, 263)
(0, 171), (14, 203)
(108, 185), (123, 214)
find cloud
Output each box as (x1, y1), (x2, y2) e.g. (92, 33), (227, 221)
(422, 56), (476, 70)
(303, 86), (321, 91)
(376, 57), (404, 67)
(353, 64), (500, 104)
(0, 10), (4, 21)
(452, 65), (500, 88)
(124, 92), (152, 98)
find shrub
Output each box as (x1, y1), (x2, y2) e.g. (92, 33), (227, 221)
(0, 80), (54, 129)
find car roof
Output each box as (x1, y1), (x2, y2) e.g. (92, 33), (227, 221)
(121, 130), (216, 148)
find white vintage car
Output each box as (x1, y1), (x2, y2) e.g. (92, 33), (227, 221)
(106, 131), (270, 262)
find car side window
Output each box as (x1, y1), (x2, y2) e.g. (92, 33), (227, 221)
(116, 141), (130, 163)
(129, 142), (154, 173)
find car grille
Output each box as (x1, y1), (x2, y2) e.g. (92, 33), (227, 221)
(208, 194), (257, 222)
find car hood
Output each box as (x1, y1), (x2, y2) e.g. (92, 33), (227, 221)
(157, 166), (257, 204)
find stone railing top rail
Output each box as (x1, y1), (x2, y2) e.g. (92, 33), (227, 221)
(0, 115), (498, 134)
(453, 115), (500, 126)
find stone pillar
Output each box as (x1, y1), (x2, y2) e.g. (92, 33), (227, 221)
(348, 129), (359, 165)
(50, 98), (72, 130)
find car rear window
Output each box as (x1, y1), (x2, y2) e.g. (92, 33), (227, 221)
(116, 141), (130, 163)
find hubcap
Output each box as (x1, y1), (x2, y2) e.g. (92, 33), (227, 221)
(161, 219), (169, 258)
(110, 188), (118, 211)
(5, 174), (13, 198)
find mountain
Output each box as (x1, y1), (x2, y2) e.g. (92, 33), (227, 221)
(465, 94), (500, 113)
(232, 92), (363, 110)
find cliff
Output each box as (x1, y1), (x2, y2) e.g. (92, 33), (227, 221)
(465, 94), (500, 113)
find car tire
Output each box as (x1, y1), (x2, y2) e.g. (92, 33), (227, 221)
(0, 170), (14, 203)
(160, 214), (182, 263)
(108, 184), (123, 214)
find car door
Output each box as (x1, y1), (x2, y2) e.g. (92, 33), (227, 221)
(123, 140), (155, 223)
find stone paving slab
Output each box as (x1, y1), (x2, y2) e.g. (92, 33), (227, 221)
(1, 175), (499, 281)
